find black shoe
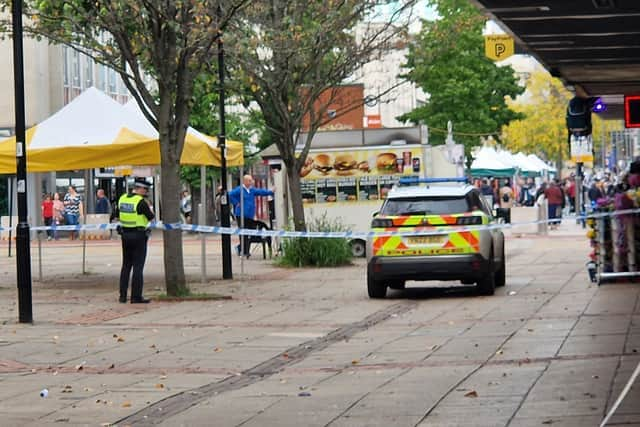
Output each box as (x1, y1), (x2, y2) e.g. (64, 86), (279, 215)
(131, 297), (151, 304)
(119, 296), (127, 303)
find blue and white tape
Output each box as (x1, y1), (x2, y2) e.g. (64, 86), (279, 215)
(1, 208), (637, 239)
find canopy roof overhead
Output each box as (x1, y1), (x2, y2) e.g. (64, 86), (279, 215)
(471, 0), (640, 119)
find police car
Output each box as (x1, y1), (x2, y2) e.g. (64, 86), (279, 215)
(366, 177), (506, 298)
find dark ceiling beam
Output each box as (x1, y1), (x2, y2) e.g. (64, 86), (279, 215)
(500, 13), (640, 20)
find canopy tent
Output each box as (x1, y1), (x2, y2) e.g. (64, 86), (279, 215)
(0, 87), (243, 174)
(513, 152), (543, 177)
(469, 146), (517, 177)
(527, 154), (556, 173)
(0, 88), (158, 173)
(122, 100), (244, 167)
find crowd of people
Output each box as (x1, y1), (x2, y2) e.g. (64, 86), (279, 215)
(40, 186), (86, 240)
(473, 171), (634, 229)
(474, 175), (577, 229)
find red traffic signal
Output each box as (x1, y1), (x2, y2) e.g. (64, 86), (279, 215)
(625, 95), (640, 128)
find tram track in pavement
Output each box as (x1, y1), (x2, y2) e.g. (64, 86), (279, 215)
(116, 301), (418, 426)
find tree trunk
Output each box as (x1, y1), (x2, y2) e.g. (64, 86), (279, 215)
(160, 147), (188, 296)
(286, 165), (306, 231)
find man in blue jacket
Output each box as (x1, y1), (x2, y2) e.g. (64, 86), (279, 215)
(229, 174), (274, 258)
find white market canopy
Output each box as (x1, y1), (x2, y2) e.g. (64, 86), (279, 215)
(527, 153), (557, 172)
(469, 146), (516, 177)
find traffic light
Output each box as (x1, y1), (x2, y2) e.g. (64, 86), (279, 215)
(566, 96), (593, 137)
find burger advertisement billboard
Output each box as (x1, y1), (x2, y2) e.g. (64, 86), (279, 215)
(299, 147), (422, 179)
(298, 147), (423, 204)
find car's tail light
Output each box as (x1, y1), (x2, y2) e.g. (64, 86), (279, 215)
(456, 216), (482, 225)
(371, 218), (393, 228)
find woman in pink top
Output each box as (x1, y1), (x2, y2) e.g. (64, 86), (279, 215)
(52, 193), (65, 240)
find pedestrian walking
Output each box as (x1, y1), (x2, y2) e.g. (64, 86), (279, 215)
(499, 179), (514, 208)
(229, 175), (274, 258)
(180, 190), (192, 224)
(41, 194), (54, 240)
(117, 178), (155, 304)
(52, 192), (65, 240)
(480, 178), (494, 206)
(95, 188), (110, 214)
(214, 185), (224, 226)
(544, 180), (564, 229)
(63, 185), (83, 240)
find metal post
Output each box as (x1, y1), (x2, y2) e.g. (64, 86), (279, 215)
(82, 212), (87, 274)
(217, 5), (232, 279)
(199, 202), (206, 284)
(601, 127), (606, 170)
(199, 167), (207, 284)
(13, 0), (33, 323)
(576, 162), (584, 228)
(240, 166), (244, 276)
(8, 177), (13, 257)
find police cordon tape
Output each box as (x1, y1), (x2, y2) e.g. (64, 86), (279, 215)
(2, 207), (640, 238)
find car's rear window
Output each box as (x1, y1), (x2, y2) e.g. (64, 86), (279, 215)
(381, 196), (470, 216)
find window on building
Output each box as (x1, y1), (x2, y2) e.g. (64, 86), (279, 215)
(96, 64), (107, 91)
(62, 46), (69, 86)
(108, 67), (117, 96)
(84, 57), (94, 88)
(71, 50), (81, 88)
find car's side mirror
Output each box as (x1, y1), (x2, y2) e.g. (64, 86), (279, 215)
(372, 211), (379, 218)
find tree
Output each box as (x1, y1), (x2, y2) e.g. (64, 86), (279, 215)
(398, 0), (524, 154)
(501, 70), (571, 168)
(1, 1), (248, 295)
(226, 1), (419, 231)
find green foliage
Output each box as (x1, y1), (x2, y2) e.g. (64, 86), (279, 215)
(228, 0), (417, 231)
(277, 213), (352, 268)
(9, 0), (249, 296)
(180, 73), (270, 190)
(399, 0), (524, 155)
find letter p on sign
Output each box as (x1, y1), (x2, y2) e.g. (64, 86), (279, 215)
(485, 35), (514, 61)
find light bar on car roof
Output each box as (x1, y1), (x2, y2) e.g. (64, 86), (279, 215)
(398, 177), (468, 186)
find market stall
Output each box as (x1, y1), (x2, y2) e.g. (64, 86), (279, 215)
(587, 166), (640, 284)
(0, 87), (244, 173)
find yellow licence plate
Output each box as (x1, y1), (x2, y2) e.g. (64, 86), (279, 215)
(407, 235), (445, 245)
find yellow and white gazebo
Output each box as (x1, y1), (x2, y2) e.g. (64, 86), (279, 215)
(0, 87), (243, 173)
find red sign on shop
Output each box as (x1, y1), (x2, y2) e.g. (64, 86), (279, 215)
(366, 115), (382, 128)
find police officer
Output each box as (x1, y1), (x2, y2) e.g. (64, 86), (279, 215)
(117, 177), (155, 303)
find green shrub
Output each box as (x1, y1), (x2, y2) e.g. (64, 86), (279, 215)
(277, 213), (352, 267)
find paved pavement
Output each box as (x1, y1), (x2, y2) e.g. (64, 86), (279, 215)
(0, 223), (639, 426)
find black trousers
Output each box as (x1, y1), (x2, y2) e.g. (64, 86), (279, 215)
(119, 230), (148, 300)
(240, 217), (257, 256)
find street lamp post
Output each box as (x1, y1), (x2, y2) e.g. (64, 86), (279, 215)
(217, 6), (232, 279)
(12, 0), (33, 323)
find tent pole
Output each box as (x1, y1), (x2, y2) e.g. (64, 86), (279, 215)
(200, 165), (206, 284)
(82, 209), (87, 274)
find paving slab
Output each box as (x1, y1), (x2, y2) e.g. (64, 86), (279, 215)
(0, 224), (639, 426)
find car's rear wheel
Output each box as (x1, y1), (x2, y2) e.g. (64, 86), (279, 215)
(495, 246), (506, 288)
(389, 280), (406, 290)
(367, 275), (387, 298)
(477, 250), (496, 296)
(350, 239), (366, 258)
